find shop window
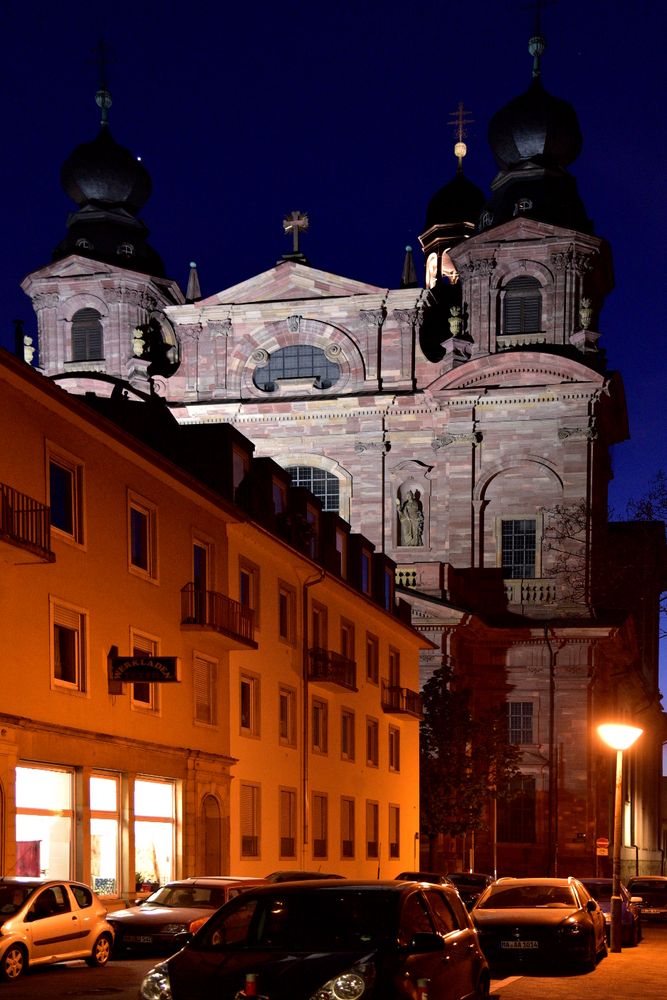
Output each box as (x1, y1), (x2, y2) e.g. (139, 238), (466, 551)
(90, 774), (119, 896)
(134, 778), (175, 886)
(15, 766), (73, 879)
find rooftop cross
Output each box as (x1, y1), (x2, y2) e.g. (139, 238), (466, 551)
(448, 102), (474, 172)
(283, 211), (309, 254)
(91, 39), (113, 124)
(520, 0), (557, 77)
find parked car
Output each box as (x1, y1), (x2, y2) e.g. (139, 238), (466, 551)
(0, 877), (114, 981)
(445, 873), (495, 910)
(139, 878), (490, 1000)
(264, 870), (344, 882)
(394, 871), (452, 886)
(580, 877), (642, 946)
(471, 876), (607, 971)
(626, 876), (667, 921)
(107, 876), (265, 954)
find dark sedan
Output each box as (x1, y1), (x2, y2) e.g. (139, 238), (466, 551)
(471, 876), (607, 972)
(445, 873), (495, 910)
(107, 876), (265, 954)
(626, 876), (667, 921)
(580, 877), (642, 946)
(139, 879), (490, 1000)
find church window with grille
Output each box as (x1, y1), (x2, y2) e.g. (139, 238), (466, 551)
(71, 308), (103, 362)
(503, 276), (541, 334)
(501, 519), (536, 578)
(253, 345), (340, 392)
(288, 466), (340, 513)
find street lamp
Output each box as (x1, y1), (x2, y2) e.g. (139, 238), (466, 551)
(597, 723), (643, 953)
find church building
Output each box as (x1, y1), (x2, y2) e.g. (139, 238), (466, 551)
(19, 29), (666, 879)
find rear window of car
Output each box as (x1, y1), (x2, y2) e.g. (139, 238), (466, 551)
(70, 884), (94, 909)
(197, 889), (398, 951)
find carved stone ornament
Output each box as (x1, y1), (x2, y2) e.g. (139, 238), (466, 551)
(578, 297), (593, 330)
(177, 323), (203, 341)
(448, 305), (463, 337)
(286, 314), (301, 333)
(208, 319), (232, 338)
(463, 257), (496, 276)
(324, 344), (343, 361)
(359, 308), (385, 328)
(552, 245), (596, 275)
(558, 422), (598, 441)
(393, 308), (422, 332)
(354, 439), (391, 454)
(32, 292), (60, 309)
(432, 431), (483, 451)
(251, 348), (270, 365)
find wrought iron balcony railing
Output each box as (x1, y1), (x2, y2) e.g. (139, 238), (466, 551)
(0, 482), (54, 562)
(381, 680), (423, 719)
(308, 647), (357, 691)
(181, 583), (256, 647)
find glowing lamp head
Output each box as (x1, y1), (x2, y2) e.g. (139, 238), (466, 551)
(454, 141), (467, 160)
(597, 723), (643, 751)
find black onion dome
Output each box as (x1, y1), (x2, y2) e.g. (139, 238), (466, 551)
(61, 127), (152, 210)
(488, 78), (582, 171)
(425, 171), (486, 230)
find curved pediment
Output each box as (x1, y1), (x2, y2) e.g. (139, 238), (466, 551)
(426, 351), (605, 393)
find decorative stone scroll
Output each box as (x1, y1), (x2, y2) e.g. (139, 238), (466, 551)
(551, 245), (596, 275)
(208, 319), (232, 338)
(178, 323), (203, 341)
(359, 308), (385, 328)
(324, 344), (342, 361)
(463, 257), (496, 277)
(286, 314), (301, 333)
(32, 292), (60, 309)
(558, 422), (598, 441)
(354, 439), (391, 454)
(392, 308), (422, 333)
(432, 431), (483, 451)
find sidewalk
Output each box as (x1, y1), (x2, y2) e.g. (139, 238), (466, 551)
(490, 923), (667, 999)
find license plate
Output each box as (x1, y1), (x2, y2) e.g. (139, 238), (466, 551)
(643, 909), (662, 914)
(501, 940), (539, 949)
(125, 934), (153, 943)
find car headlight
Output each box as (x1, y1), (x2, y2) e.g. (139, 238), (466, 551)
(559, 918), (583, 935)
(140, 962), (172, 1000)
(161, 923), (189, 935)
(311, 962), (374, 1000)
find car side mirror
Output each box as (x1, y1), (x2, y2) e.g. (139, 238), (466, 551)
(407, 932), (445, 953)
(586, 899), (598, 912)
(630, 896), (643, 904)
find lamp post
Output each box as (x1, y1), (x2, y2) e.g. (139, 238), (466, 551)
(597, 723), (643, 953)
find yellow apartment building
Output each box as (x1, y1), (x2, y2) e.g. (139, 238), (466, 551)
(0, 349), (427, 902)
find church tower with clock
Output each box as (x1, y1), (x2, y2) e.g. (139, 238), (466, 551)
(20, 29), (666, 879)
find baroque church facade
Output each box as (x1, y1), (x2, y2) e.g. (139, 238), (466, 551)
(20, 32), (666, 878)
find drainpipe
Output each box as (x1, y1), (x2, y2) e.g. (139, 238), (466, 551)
(544, 626), (557, 876)
(301, 569), (325, 868)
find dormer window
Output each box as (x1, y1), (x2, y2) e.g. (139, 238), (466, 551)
(503, 276), (542, 334)
(116, 243), (135, 257)
(513, 198), (533, 215)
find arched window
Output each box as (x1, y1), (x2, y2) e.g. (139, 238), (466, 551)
(287, 466), (340, 513)
(253, 345), (340, 392)
(503, 276), (542, 335)
(71, 308), (104, 362)
(201, 795), (221, 874)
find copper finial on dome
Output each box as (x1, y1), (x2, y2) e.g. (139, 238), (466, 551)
(522, 0), (555, 78)
(448, 102), (474, 173)
(92, 39), (113, 125)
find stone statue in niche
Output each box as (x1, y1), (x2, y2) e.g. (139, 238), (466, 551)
(396, 489), (424, 546)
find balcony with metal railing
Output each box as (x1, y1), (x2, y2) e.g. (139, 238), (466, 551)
(0, 482), (54, 563)
(308, 648), (357, 691)
(181, 583), (257, 649)
(381, 679), (423, 719)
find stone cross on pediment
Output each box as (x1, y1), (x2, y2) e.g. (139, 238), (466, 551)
(283, 211), (309, 253)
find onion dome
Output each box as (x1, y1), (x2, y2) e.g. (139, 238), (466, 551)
(61, 126), (152, 210)
(53, 87), (165, 277)
(488, 78), (582, 172)
(424, 171), (486, 231)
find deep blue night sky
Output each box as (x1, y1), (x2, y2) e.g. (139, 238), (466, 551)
(1, 1), (665, 678)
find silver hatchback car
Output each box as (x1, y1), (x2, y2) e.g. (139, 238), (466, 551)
(0, 877), (114, 981)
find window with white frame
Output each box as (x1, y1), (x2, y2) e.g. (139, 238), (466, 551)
(90, 774), (119, 896)
(311, 602), (328, 650)
(312, 698), (328, 754)
(131, 631), (159, 712)
(15, 765), (73, 878)
(340, 619), (355, 661)
(134, 778), (175, 886)
(366, 800), (379, 859)
(279, 686), (296, 746)
(193, 654), (217, 725)
(239, 559), (260, 624)
(240, 673), (260, 736)
(279, 788), (297, 858)
(48, 451), (84, 543)
(341, 709), (355, 761)
(389, 803), (400, 859)
(240, 783), (260, 857)
(341, 797), (355, 858)
(51, 599), (86, 692)
(312, 792), (328, 858)
(388, 647), (400, 687)
(128, 493), (157, 579)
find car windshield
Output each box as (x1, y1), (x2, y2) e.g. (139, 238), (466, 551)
(0, 883), (37, 916)
(197, 889), (398, 951)
(448, 874), (488, 889)
(629, 880), (667, 896)
(479, 885), (577, 909)
(145, 885), (226, 909)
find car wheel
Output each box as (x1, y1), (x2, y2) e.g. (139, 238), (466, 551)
(1, 944), (27, 981)
(86, 933), (113, 967)
(580, 933), (597, 972)
(475, 970), (490, 998)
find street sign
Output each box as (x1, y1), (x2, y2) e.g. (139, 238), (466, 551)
(596, 836), (609, 856)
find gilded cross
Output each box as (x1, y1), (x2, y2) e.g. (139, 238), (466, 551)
(283, 211), (309, 254)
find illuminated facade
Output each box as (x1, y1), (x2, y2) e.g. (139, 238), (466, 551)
(0, 351), (426, 898)
(18, 32), (666, 879)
